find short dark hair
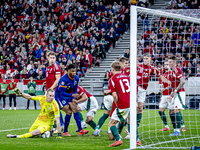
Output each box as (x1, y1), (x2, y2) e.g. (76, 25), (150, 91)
(169, 56), (176, 60)
(68, 64), (76, 70)
(119, 57), (128, 63)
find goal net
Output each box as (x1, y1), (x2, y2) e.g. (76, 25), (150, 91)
(130, 6), (200, 149)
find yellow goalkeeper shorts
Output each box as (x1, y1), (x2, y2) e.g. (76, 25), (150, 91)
(29, 121), (52, 134)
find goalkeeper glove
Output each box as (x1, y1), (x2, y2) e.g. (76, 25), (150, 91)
(56, 133), (62, 139)
(13, 88), (22, 96)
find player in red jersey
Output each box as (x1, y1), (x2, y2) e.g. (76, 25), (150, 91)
(136, 53), (170, 143)
(45, 52), (61, 91)
(168, 56), (186, 136)
(159, 61), (186, 132)
(44, 52), (64, 133)
(158, 61), (172, 131)
(108, 61), (130, 147)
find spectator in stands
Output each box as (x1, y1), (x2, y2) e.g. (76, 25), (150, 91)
(36, 70), (45, 80)
(0, 78), (8, 110)
(27, 77), (37, 110)
(80, 55), (87, 77)
(124, 48), (130, 59)
(0, 0), (131, 81)
(20, 66), (28, 80)
(91, 45), (98, 67)
(196, 62), (200, 77)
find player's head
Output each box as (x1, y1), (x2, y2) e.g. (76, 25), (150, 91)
(168, 56), (176, 68)
(143, 53), (151, 65)
(11, 77), (14, 82)
(48, 52), (56, 66)
(164, 61), (170, 70)
(111, 61), (121, 74)
(3, 78), (6, 83)
(29, 77), (33, 81)
(119, 57), (129, 69)
(46, 88), (54, 103)
(68, 64), (76, 79)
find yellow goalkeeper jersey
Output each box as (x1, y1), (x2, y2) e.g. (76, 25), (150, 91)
(32, 96), (60, 125)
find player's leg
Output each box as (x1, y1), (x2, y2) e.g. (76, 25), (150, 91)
(3, 95), (6, 110)
(7, 121), (40, 138)
(34, 100), (37, 110)
(9, 95), (12, 110)
(179, 92), (186, 131)
(62, 104), (72, 136)
(137, 87), (146, 127)
(180, 110), (186, 131)
(78, 111), (87, 128)
(168, 94), (183, 136)
(69, 101), (89, 135)
(109, 107), (129, 147)
(158, 95), (170, 131)
(85, 98), (98, 130)
(74, 101), (87, 132)
(94, 95), (113, 131)
(27, 99), (30, 110)
(85, 96), (98, 131)
(13, 94), (17, 110)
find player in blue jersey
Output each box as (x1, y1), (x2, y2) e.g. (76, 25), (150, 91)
(55, 64), (89, 136)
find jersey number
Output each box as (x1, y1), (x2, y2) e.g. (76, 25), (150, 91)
(119, 79), (130, 93)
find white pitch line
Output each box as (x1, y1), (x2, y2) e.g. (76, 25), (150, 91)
(145, 136), (200, 147)
(0, 127), (30, 132)
(0, 123), (109, 133)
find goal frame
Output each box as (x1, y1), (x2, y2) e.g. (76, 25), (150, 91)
(130, 6), (200, 149)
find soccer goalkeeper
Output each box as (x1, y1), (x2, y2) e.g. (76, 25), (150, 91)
(7, 88), (62, 139)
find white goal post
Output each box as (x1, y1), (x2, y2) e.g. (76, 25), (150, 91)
(130, 6), (200, 149)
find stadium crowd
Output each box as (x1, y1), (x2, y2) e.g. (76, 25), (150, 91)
(0, 0), (131, 80)
(137, 0), (200, 79)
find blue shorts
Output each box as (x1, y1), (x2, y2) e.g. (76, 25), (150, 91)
(55, 97), (72, 110)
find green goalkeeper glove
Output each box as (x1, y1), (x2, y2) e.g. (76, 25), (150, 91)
(14, 88), (22, 96)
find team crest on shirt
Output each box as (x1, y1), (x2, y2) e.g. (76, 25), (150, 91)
(74, 81), (77, 86)
(61, 82), (65, 85)
(62, 100), (66, 104)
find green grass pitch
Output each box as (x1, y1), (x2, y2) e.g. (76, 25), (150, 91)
(0, 109), (199, 150)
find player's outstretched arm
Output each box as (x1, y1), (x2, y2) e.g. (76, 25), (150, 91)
(76, 93), (88, 103)
(13, 88), (32, 100)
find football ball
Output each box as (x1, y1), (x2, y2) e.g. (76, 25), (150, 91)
(40, 131), (51, 138)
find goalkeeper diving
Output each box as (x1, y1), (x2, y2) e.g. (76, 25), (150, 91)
(7, 88), (62, 139)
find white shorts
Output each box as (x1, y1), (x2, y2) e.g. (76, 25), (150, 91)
(103, 95), (114, 111)
(111, 107), (130, 123)
(78, 96), (98, 118)
(168, 92), (185, 110)
(137, 86), (146, 103)
(159, 95), (170, 109)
